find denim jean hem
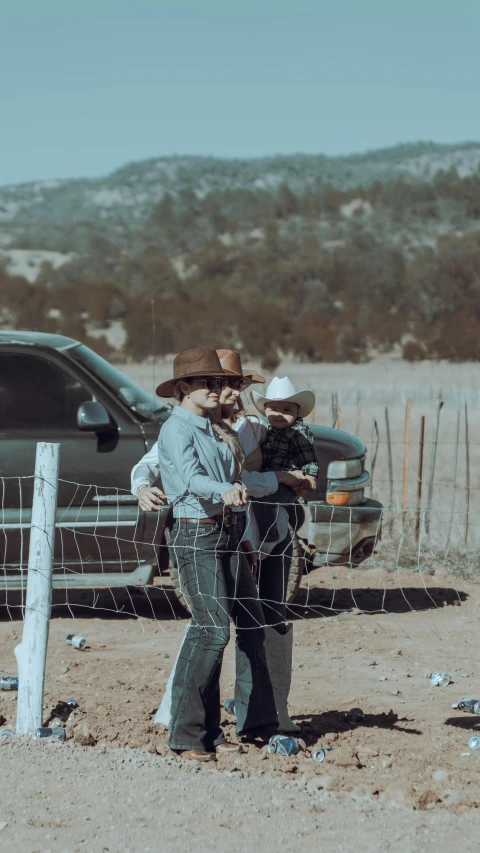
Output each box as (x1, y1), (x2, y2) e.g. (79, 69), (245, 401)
(236, 715), (278, 735)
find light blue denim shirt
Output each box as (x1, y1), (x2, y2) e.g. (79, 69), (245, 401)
(158, 406), (235, 518)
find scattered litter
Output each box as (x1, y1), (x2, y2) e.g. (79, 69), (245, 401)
(66, 634), (86, 650)
(223, 698), (236, 715)
(34, 727), (66, 740)
(468, 736), (480, 750)
(345, 707), (365, 724)
(0, 677), (18, 691)
(430, 672), (452, 687)
(0, 822), (7, 831)
(460, 752), (471, 757)
(0, 729), (14, 738)
(267, 735), (300, 756)
(312, 748), (331, 763)
(452, 697), (480, 714)
(45, 699), (80, 725)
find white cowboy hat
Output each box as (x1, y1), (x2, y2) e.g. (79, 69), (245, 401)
(251, 377), (315, 420)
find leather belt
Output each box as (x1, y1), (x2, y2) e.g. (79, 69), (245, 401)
(177, 512), (239, 528)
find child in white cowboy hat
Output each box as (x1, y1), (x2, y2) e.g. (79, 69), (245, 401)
(251, 377), (319, 544)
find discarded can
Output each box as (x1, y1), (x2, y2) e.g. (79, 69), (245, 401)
(430, 672), (452, 687)
(0, 729), (14, 738)
(0, 677), (18, 691)
(312, 748), (328, 763)
(468, 735), (480, 750)
(223, 697), (236, 715)
(345, 707), (364, 724)
(267, 735), (299, 756)
(66, 634), (86, 650)
(452, 697), (480, 714)
(66, 698), (80, 709)
(33, 727), (66, 740)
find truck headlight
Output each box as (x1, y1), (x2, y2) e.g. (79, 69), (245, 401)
(326, 464), (370, 507)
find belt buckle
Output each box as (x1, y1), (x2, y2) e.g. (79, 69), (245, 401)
(223, 513), (236, 528)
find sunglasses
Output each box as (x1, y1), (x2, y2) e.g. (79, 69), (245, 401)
(225, 378), (244, 391)
(202, 377), (229, 391)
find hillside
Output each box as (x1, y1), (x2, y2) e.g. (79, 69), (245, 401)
(2, 140), (480, 365)
(1, 142), (480, 251)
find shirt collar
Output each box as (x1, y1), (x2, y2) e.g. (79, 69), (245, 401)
(172, 405), (210, 431)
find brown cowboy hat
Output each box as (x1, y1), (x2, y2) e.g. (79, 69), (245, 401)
(155, 348), (228, 397)
(216, 349), (265, 387)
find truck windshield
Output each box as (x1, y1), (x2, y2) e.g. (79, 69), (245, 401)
(68, 344), (171, 421)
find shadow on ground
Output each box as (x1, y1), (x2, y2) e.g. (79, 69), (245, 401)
(296, 709), (422, 746)
(0, 583), (468, 622)
(288, 585), (468, 620)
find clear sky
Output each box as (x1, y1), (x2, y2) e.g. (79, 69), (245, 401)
(2, 0), (479, 185)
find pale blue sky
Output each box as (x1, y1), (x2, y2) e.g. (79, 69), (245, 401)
(2, 0), (479, 185)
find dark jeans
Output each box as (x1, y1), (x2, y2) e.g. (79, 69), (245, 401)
(168, 515), (277, 752)
(252, 484), (295, 546)
(257, 533), (293, 636)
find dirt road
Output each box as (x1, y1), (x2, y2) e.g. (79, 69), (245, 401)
(1, 564), (480, 852)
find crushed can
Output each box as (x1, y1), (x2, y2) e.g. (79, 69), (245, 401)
(345, 707), (364, 724)
(430, 672), (452, 687)
(223, 697), (236, 715)
(312, 748), (329, 763)
(452, 697), (480, 714)
(468, 735), (480, 751)
(66, 698), (80, 709)
(0, 729), (14, 738)
(34, 727), (66, 740)
(66, 634), (86, 650)
(267, 735), (300, 756)
(0, 677), (19, 691)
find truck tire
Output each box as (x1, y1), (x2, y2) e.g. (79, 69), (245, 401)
(166, 524), (304, 611)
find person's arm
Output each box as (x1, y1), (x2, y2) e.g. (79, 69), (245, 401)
(131, 443), (168, 510)
(163, 421), (234, 501)
(291, 428), (320, 477)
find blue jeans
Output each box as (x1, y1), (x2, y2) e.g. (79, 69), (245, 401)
(168, 515), (277, 752)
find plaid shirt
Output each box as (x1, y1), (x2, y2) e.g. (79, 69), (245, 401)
(260, 419), (319, 477)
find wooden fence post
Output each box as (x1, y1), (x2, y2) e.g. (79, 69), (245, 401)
(415, 415), (425, 541)
(402, 400), (411, 530)
(15, 442), (60, 734)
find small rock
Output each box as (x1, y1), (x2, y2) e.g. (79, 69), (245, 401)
(433, 769), (449, 783)
(163, 653), (170, 659)
(0, 823), (7, 831)
(381, 782), (414, 806)
(73, 723), (96, 746)
(331, 745), (359, 769)
(60, 664), (69, 675)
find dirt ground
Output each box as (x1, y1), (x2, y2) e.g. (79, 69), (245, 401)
(2, 563), (480, 852)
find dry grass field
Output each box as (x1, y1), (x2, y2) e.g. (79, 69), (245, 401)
(124, 355), (480, 576)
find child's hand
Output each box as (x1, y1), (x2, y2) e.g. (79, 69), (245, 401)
(303, 475), (317, 492)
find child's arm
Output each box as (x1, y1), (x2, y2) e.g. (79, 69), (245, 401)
(291, 426), (319, 483)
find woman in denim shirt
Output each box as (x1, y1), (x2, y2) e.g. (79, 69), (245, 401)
(156, 348), (277, 760)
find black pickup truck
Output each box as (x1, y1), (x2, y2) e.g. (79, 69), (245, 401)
(0, 332), (382, 601)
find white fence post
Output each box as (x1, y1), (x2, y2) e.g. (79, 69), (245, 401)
(14, 442), (60, 735)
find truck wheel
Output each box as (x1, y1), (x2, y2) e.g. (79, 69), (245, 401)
(166, 524), (304, 611)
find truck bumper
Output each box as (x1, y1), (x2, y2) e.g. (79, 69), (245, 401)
(297, 499), (383, 566)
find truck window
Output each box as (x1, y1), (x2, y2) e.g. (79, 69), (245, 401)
(0, 352), (91, 429)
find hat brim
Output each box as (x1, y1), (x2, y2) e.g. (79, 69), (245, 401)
(251, 388), (315, 420)
(241, 370), (265, 388)
(156, 369), (228, 398)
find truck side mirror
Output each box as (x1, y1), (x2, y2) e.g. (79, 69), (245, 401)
(77, 401), (113, 432)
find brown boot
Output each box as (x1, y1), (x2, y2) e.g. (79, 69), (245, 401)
(215, 741), (244, 755)
(174, 749), (215, 761)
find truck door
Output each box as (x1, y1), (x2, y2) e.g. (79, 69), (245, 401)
(0, 347), (146, 579)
